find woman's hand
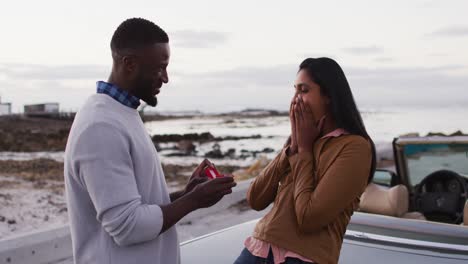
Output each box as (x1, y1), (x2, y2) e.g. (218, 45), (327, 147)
(287, 95), (298, 155)
(294, 96), (326, 154)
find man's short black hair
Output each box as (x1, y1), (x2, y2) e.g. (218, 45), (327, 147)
(111, 18), (169, 52)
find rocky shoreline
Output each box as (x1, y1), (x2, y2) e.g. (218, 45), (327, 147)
(0, 111), (287, 153)
(0, 111), (399, 240)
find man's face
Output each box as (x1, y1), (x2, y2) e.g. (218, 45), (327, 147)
(130, 43), (170, 107)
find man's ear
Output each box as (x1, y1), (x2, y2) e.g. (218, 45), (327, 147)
(122, 56), (137, 73)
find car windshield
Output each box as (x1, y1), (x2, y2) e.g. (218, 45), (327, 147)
(403, 143), (468, 186)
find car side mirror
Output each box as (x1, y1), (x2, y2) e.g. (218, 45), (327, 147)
(373, 169), (398, 187)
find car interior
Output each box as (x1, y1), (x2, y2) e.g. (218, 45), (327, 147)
(359, 171), (468, 226)
(359, 138), (468, 226)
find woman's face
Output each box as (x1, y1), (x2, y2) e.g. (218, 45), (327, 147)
(293, 69), (330, 123)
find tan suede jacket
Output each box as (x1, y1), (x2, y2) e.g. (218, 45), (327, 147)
(247, 135), (372, 264)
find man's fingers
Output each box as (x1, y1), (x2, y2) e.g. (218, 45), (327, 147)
(192, 159), (213, 178)
(209, 180), (236, 193)
(201, 159), (214, 168)
(191, 177), (208, 184)
(206, 177), (236, 189)
(192, 160), (207, 177)
(210, 176), (235, 184)
(220, 189), (233, 195)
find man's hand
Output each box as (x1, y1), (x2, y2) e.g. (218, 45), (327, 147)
(184, 159), (214, 193)
(191, 159), (213, 179)
(294, 96), (325, 154)
(170, 159), (213, 202)
(161, 171), (236, 234)
(187, 176), (237, 209)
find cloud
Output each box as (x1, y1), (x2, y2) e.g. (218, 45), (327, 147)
(0, 63), (108, 81)
(1, 62), (468, 112)
(344, 65), (468, 107)
(154, 62), (468, 112)
(427, 25), (468, 37)
(342, 45), (384, 55)
(171, 30), (229, 49)
(373, 57), (395, 63)
(428, 52), (449, 57)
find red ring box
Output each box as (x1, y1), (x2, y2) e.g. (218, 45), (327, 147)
(204, 166), (222, 179)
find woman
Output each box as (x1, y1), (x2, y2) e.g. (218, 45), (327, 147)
(234, 57), (376, 264)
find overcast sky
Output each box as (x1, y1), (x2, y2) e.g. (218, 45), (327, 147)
(0, 0), (467, 112)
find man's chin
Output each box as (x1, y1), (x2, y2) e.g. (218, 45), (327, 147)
(142, 96), (158, 107)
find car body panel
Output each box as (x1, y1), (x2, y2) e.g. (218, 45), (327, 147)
(180, 214), (468, 263)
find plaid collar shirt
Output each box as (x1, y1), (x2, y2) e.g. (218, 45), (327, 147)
(96, 81), (141, 109)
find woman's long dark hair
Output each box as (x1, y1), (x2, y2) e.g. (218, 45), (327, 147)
(299, 57), (376, 183)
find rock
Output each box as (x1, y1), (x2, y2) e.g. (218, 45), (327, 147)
(205, 143), (224, 159)
(262, 148), (275, 153)
(224, 148), (236, 158)
(176, 140), (196, 154)
(426, 130), (468, 137)
(165, 153), (192, 157)
(450, 130), (467, 136)
(0, 216), (5, 222)
(44, 215), (49, 222)
(217, 135), (261, 141)
(7, 219), (16, 225)
(152, 132), (215, 143)
(228, 199), (250, 212)
(154, 142), (162, 152)
(400, 132), (419, 137)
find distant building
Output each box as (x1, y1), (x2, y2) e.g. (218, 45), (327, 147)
(24, 103), (59, 116)
(0, 103), (11, 116)
(0, 96), (12, 116)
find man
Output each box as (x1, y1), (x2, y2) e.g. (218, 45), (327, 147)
(64, 18), (236, 263)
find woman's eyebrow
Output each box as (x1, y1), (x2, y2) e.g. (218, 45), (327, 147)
(294, 83), (307, 88)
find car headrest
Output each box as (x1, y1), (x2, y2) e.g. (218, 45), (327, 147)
(359, 183), (409, 217)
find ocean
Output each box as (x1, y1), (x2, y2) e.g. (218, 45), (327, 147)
(1, 106), (467, 167)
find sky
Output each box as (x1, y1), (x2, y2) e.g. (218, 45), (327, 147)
(0, 0), (467, 113)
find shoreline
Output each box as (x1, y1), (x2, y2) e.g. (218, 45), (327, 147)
(0, 144), (395, 240)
